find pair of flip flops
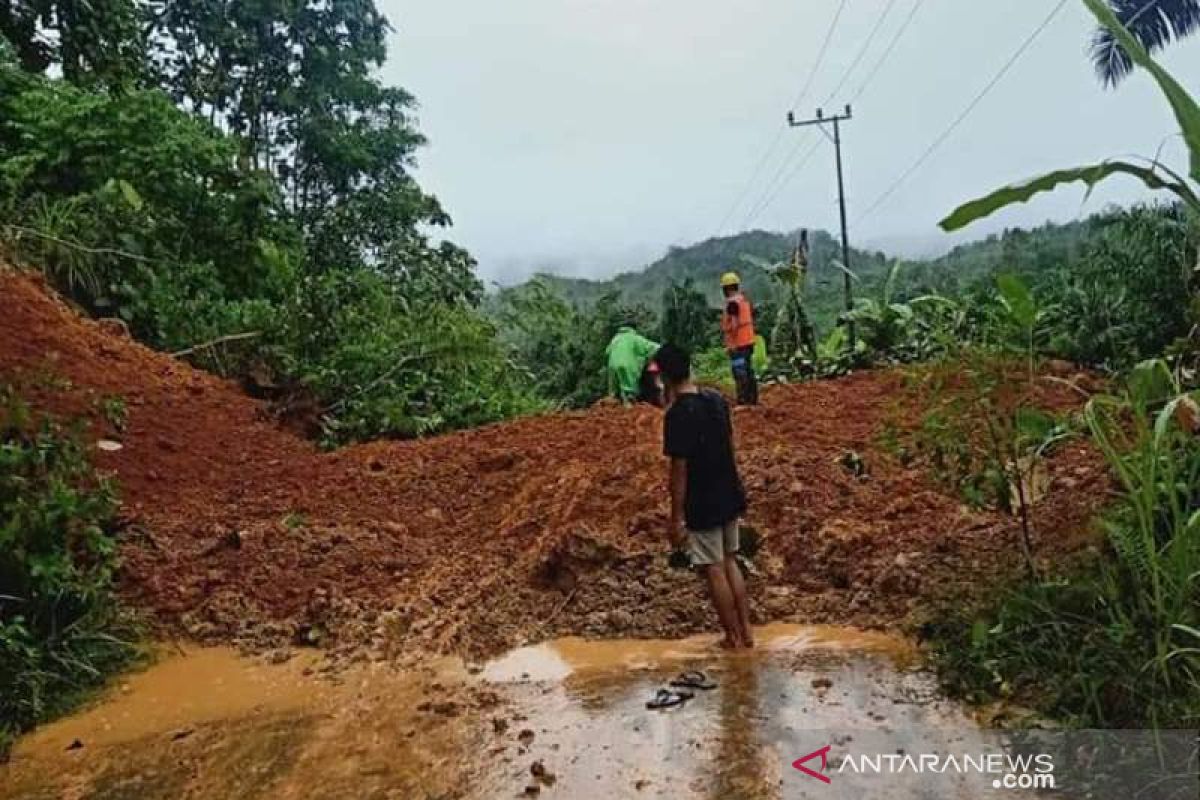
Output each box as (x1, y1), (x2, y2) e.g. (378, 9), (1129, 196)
(646, 688), (692, 709)
(645, 670), (718, 709)
(671, 670), (718, 690)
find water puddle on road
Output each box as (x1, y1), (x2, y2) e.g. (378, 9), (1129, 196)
(1, 625), (1019, 800)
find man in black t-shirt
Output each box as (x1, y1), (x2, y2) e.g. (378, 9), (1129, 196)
(656, 343), (754, 649)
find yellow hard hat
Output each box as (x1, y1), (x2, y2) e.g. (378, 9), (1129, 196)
(720, 271), (740, 288)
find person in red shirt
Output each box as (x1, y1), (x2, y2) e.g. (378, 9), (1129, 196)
(719, 272), (759, 406)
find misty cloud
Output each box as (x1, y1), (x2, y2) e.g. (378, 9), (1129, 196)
(384, 0), (1200, 284)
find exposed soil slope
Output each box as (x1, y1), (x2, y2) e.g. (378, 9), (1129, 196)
(0, 269), (1110, 659)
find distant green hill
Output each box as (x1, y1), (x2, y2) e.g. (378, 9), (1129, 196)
(508, 216), (1099, 336)
(529, 228), (889, 331)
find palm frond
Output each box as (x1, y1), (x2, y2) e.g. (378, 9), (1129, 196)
(1093, 0), (1200, 87)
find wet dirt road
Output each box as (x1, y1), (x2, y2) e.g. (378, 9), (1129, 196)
(2, 626), (1048, 800)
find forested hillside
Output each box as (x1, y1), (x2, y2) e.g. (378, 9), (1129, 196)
(519, 216), (1102, 326)
(532, 229), (887, 312)
(502, 209), (1168, 373)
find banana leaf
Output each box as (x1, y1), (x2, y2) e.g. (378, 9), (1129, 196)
(940, 159), (1200, 232)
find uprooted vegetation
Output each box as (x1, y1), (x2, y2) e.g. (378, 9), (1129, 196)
(0, 270), (1110, 670)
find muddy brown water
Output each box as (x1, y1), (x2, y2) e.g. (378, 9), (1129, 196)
(2, 626), (1040, 800)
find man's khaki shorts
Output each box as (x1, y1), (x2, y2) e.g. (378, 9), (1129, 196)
(687, 519), (740, 566)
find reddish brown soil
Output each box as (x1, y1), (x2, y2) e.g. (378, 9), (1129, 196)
(0, 268), (1112, 660)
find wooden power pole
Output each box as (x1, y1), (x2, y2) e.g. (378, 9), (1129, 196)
(786, 105), (856, 351)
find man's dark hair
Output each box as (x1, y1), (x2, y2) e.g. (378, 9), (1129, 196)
(655, 343), (691, 383)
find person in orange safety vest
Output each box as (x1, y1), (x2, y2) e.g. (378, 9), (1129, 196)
(719, 272), (758, 406)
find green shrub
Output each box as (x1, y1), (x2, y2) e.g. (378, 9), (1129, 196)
(0, 386), (138, 747)
(1048, 204), (1197, 369)
(930, 360), (1200, 727)
(0, 57), (298, 334)
(659, 279), (719, 357)
(692, 346), (735, 389)
(286, 269), (546, 443)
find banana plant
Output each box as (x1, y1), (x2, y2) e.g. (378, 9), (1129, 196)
(741, 252), (818, 366)
(994, 273), (1058, 384)
(941, 0), (1200, 264)
(844, 260), (963, 363)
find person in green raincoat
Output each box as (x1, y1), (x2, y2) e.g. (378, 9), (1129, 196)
(605, 322), (662, 405)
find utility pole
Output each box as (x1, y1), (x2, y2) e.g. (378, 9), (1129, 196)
(786, 105), (855, 351)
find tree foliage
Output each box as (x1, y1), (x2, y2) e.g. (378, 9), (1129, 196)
(0, 1), (513, 443)
(659, 279), (717, 357)
(0, 0), (144, 85)
(0, 54), (293, 325)
(495, 280), (655, 408)
(144, 0), (457, 284)
(1050, 204), (1198, 367)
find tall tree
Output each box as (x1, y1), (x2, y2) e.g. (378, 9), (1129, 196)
(1092, 0), (1200, 86)
(0, 0), (144, 86)
(146, 0), (477, 301)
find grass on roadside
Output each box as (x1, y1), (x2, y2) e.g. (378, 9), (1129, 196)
(925, 360), (1200, 728)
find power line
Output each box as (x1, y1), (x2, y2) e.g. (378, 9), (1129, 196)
(750, 0), (928, 227)
(856, 0), (1071, 226)
(742, 0), (901, 229)
(709, 128), (789, 239)
(849, 0), (928, 104)
(709, 0), (850, 238)
(741, 137), (822, 226)
(820, 0), (900, 107)
(787, 0), (852, 112)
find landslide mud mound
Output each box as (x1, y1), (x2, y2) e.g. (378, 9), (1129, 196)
(0, 268), (1111, 660)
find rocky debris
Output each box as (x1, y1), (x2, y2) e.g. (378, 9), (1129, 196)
(530, 760), (557, 787)
(416, 700), (460, 717)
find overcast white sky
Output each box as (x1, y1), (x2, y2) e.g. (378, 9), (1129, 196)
(381, 1), (1200, 285)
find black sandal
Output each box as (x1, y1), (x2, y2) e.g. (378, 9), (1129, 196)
(646, 688), (693, 709)
(669, 670), (718, 691)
